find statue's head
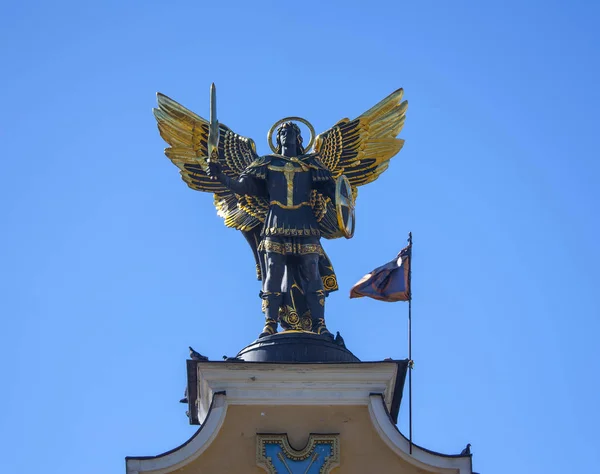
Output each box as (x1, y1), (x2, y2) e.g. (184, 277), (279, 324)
(275, 121), (305, 154)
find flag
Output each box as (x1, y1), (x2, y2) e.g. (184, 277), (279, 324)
(349, 245), (411, 302)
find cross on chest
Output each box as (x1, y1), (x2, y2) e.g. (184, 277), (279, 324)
(268, 161), (310, 207)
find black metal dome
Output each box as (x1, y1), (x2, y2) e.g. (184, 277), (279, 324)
(237, 331), (360, 363)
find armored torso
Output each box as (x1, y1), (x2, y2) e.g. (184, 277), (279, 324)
(267, 158), (314, 211)
(242, 154), (332, 238)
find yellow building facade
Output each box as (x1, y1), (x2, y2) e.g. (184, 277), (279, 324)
(126, 337), (473, 474)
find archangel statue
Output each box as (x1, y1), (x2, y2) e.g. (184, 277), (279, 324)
(153, 86), (407, 339)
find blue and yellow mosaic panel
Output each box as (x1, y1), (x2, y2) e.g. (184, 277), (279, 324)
(257, 434), (340, 474)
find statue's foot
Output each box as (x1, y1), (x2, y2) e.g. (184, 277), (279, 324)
(258, 319), (278, 339)
(313, 320), (334, 340)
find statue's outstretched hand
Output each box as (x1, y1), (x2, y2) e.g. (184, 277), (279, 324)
(207, 161), (222, 181)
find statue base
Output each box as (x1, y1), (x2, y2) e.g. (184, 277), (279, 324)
(236, 330), (360, 363)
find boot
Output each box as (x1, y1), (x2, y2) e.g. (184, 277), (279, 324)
(259, 292), (282, 338)
(306, 290), (333, 339)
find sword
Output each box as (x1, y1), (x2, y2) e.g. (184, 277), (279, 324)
(207, 82), (220, 179)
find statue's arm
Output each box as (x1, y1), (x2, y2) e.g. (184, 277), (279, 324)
(218, 173), (264, 196)
(310, 155), (336, 202)
(207, 159), (268, 197)
(314, 178), (336, 203)
(311, 158), (336, 202)
(213, 167), (266, 197)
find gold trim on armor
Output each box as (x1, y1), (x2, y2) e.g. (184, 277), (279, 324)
(268, 162), (308, 207)
(256, 263), (262, 280)
(301, 317), (313, 331)
(269, 200), (311, 210)
(261, 322), (276, 335)
(264, 226), (321, 237)
(259, 240), (325, 256)
(269, 155), (315, 170)
(261, 291), (282, 298)
(323, 275), (338, 291)
(311, 194), (332, 223)
(246, 156), (269, 169)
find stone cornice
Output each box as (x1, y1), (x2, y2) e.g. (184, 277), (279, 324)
(193, 361), (401, 424)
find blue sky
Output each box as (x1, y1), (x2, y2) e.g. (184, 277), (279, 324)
(1, 1), (599, 473)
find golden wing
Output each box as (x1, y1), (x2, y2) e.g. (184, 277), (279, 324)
(314, 88), (407, 191)
(153, 93), (268, 231)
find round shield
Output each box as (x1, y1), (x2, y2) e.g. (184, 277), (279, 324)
(335, 175), (355, 239)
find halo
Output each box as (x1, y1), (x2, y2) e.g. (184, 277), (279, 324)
(267, 116), (315, 154)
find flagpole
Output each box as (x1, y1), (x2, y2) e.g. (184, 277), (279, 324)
(407, 231), (413, 454)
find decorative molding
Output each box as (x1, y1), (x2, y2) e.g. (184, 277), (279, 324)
(125, 393), (228, 474)
(257, 434), (340, 473)
(367, 395), (472, 474)
(195, 362), (400, 424)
